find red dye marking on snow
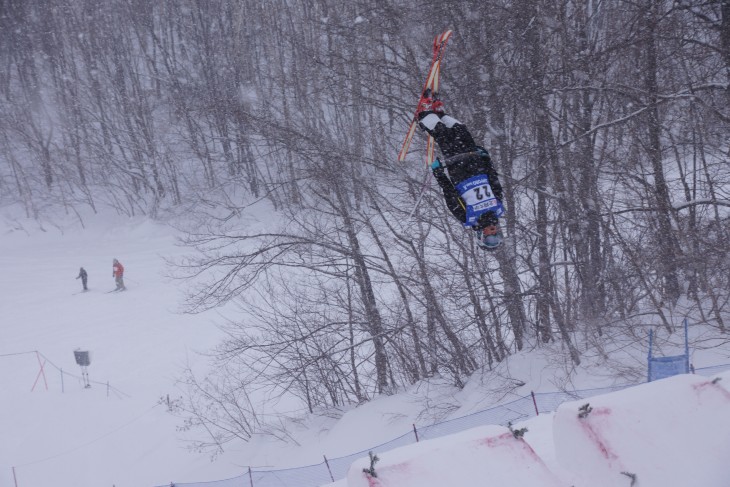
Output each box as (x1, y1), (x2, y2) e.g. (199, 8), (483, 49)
(693, 381), (730, 402)
(591, 406), (612, 416)
(475, 432), (553, 473)
(518, 441), (557, 476)
(517, 437), (543, 463)
(365, 461), (411, 486)
(477, 432), (513, 448)
(383, 462), (411, 476)
(579, 418), (619, 461)
(365, 473), (382, 487)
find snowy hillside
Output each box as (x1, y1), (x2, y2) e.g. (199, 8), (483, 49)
(1, 214), (729, 487)
(0, 214), (234, 486)
(2, 3), (729, 486)
(344, 373), (730, 487)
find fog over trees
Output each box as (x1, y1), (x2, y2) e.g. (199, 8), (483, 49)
(1, 0), (728, 452)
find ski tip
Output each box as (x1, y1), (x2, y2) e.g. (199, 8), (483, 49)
(436, 30), (453, 42)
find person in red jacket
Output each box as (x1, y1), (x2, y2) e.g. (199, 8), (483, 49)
(112, 258), (126, 291)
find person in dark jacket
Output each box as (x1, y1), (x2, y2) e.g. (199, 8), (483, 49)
(417, 94), (505, 250)
(76, 267), (88, 291)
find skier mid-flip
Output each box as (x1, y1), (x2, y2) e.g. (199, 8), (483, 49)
(416, 92), (505, 250)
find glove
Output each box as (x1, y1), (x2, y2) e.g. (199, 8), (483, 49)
(431, 159), (442, 170)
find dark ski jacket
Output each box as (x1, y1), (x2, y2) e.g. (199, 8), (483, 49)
(76, 268), (87, 281)
(432, 147), (503, 227)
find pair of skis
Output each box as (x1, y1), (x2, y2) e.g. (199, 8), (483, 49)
(397, 30), (453, 164)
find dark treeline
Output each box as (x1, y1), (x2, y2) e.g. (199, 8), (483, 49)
(1, 0), (728, 451)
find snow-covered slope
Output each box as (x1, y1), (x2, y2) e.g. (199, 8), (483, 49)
(344, 373), (730, 487)
(2, 214), (729, 487)
(0, 214), (232, 487)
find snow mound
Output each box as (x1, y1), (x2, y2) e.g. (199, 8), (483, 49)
(344, 373), (730, 487)
(555, 373), (730, 487)
(347, 425), (560, 487)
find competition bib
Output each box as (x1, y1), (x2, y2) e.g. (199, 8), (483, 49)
(455, 175), (504, 227)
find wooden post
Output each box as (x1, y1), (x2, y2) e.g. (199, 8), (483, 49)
(412, 423), (419, 442)
(531, 391), (539, 416)
(323, 455), (334, 482)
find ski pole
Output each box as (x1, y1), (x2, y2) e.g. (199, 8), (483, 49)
(407, 170), (434, 222)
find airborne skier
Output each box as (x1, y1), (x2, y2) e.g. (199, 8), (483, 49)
(416, 94), (505, 250)
(398, 30), (505, 250)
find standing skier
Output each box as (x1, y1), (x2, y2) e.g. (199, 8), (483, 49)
(76, 267), (88, 291)
(417, 94), (505, 250)
(112, 259), (126, 291)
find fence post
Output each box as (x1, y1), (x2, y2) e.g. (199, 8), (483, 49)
(412, 423), (419, 442)
(248, 466), (254, 487)
(323, 455), (334, 482)
(531, 391), (539, 416)
(13, 466), (19, 487)
(648, 329), (654, 382)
